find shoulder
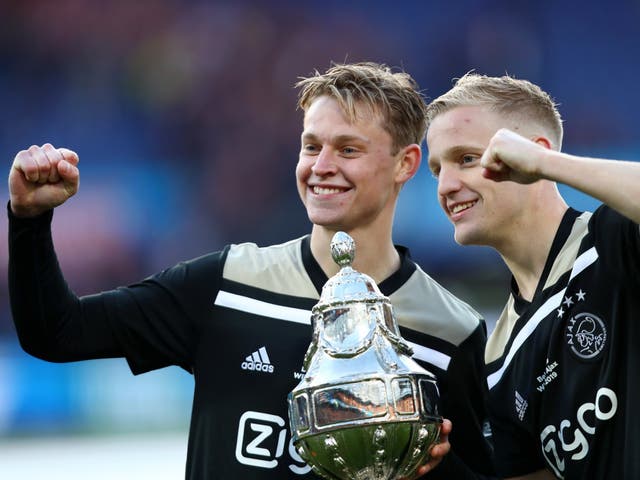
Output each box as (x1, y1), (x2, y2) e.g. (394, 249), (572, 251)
(588, 205), (640, 276)
(224, 236), (305, 274)
(390, 263), (484, 346)
(224, 236), (318, 297)
(589, 204), (638, 232)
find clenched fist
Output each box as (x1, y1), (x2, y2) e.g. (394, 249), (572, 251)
(9, 143), (79, 217)
(480, 128), (550, 184)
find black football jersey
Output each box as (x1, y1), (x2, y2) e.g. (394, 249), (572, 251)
(485, 206), (640, 479)
(9, 210), (493, 479)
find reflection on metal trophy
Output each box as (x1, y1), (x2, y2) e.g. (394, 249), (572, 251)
(288, 231), (442, 480)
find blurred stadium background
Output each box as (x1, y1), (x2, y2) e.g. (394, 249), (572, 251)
(0, 0), (638, 477)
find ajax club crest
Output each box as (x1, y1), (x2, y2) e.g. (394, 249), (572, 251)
(565, 312), (607, 360)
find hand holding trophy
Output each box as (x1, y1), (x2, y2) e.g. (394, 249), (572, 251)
(288, 232), (443, 480)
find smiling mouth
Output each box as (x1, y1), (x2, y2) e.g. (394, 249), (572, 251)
(312, 186), (346, 195)
(450, 201), (476, 215)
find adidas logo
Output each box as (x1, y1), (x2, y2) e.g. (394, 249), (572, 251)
(241, 346), (274, 374)
(515, 390), (528, 421)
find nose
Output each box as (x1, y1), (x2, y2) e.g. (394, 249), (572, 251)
(437, 165), (462, 198)
(311, 148), (337, 176)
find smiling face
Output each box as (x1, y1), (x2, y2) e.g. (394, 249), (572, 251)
(296, 95), (414, 235)
(426, 105), (530, 248)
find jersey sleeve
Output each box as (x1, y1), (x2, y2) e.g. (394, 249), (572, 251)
(409, 321), (496, 479)
(100, 249), (226, 374)
(435, 322), (496, 477)
(489, 402), (545, 476)
(590, 205), (640, 279)
(8, 204), (225, 375)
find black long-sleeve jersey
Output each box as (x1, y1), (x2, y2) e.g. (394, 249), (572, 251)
(486, 206), (640, 479)
(9, 207), (494, 479)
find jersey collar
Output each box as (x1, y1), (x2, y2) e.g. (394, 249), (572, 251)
(300, 235), (417, 297)
(512, 207), (582, 313)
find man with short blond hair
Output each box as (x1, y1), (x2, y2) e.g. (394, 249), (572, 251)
(427, 72), (640, 479)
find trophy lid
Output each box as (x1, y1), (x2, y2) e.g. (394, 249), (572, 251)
(313, 232), (388, 313)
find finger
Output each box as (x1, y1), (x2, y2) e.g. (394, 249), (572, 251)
(480, 151), (509, 181)
(404, 457), (437, 480)
(58, 147), (79, 166)
(480, 153), (505, 172)
(402, 421), (452, 479)
(428, 440), (450, 459)
(57, 158), (79, 182)
(28, 145), (52, 184)
(13, 147), (42, 183)
(482, 166), (508, 182)
(57, 159), (80, 198)
(441, 418), (452, 436)
(416, 462), (432, 476)
(399, 465), (428, 479)
(42, 143), (62, 183)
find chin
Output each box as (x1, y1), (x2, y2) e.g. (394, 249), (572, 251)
(453, 228), (481, 246)
(308, 214), (342, 230)
(454, 236), (470, 246)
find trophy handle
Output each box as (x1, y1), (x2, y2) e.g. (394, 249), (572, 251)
(302, 312), (321, 371)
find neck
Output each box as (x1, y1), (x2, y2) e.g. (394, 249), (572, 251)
(500, 196), (568, 301)
(310, 226), (401, 283)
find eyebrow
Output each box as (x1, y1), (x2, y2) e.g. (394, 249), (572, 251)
(447, 144), (483, 157)
(428, 143), (485, 171)
(432, 144), (485, 161)
(301, 132), (371, 145)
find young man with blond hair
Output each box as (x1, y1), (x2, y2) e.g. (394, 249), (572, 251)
(427, 73), (640, 479)
(8, 62), (494, 479)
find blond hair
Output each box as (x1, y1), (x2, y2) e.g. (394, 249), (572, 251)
(296, 62), (427, 153)
(427, 73), (564, 149)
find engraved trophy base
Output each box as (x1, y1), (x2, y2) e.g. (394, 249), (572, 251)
(296, 422), (440, 480)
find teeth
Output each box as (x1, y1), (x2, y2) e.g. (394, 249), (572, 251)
(313, 186), (343, 195)
(451, 201), (475, 214)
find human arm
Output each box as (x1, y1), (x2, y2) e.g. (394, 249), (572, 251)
(8, 201), (214, 373)
(8, 206), (124, 360)
(409, 442), (553, 480)
(7, 144), (207, 370)
(413, 421), (552, 480)
(438, 324), (495, 476)
(480, 128), (640, 224)
(401, 322), (495, 479)
(8, 202), (208, 370)
(407, 419), (504, 480)
(8, 143), (119, 359)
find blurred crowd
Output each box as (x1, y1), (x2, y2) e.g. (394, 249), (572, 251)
(0, 0), (639, 338)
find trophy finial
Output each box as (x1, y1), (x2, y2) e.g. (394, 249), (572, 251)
(330, 231), (355, 267)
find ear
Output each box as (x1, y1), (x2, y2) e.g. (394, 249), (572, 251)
(532, 136), (553, 150)
(395, 143), (422, 185)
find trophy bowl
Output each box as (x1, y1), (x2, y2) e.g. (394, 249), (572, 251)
(288, 232), (442, 480)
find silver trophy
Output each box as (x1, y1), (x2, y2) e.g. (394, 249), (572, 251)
(288, 232), (442, 480)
